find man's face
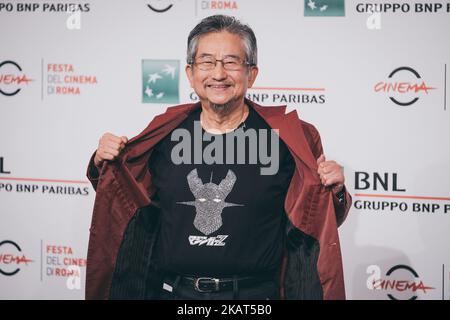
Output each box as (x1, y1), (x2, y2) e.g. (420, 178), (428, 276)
(186, 31), (258, 112)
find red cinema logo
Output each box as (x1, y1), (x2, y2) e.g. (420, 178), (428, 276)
(0, 240), (33, 276)
(374, 66), (435, 106)
(0, 61), (33, 96)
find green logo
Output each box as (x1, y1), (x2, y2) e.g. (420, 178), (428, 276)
(304, 0), (345, 17)
(142, 59), (179, 104)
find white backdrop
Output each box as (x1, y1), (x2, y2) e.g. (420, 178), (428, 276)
(1, 0), (449, 300)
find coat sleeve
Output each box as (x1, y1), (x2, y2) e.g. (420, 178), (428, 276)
(86, 151), (101, 191)
(301, 121), (352, 227)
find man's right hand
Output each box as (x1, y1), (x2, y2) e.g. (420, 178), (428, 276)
(93, 133), (128, 168)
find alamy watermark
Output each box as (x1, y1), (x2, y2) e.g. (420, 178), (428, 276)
(170, 121), (280, 175)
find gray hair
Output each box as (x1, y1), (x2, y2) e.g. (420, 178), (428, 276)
(187, 15), (257, 67)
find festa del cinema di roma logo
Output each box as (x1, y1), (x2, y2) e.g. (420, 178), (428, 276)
(142, 59), (179, 104)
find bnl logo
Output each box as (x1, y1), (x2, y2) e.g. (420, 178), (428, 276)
(142, 59), (179, 104)
(0, 157), (10, 174)
(304, 0), (345, 17)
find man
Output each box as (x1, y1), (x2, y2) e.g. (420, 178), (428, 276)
(86, 15), (351, 300)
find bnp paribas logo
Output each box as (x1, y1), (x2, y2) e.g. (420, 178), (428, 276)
(304, 0), (345, 17)
(142, 59), (179, 104)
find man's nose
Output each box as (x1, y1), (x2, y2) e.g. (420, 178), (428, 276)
(211, 61), (227, 80)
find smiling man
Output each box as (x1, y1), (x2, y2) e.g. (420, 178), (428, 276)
(185, 30), (257, 130)
(86, 15), (352, 300)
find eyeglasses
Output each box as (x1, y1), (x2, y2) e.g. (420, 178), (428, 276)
(193, 56), (251, 71)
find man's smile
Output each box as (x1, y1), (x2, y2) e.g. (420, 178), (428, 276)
(207, 83), (232, 89)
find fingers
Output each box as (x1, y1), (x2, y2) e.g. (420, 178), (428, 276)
(318, 160), (336, 176)
(105, 140), (125, 153)
(104, 133), (123, 144)
(103, 145), (121, 157)
(95, 133), (129, 165)
(316, 154), (325, 166)
(320, 173), (341, 187)
(317, 160), (344, 187)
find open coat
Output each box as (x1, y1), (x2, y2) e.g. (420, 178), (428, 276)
(85, 99), (352, 300)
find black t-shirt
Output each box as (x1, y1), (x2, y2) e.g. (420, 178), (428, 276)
(148, 106), (295, 276)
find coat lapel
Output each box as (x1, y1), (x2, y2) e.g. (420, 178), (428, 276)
(110, 102), (201, 209)
(250, 101), (318, 174)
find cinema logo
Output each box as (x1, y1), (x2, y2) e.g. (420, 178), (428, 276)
(0, 61), (33, 96)
(147, 0), (176, 13)
(367, 265), (435, 300)
(354, 171), (450, 214)
(0, 240), (34, 276)
(45, 62), (98, 96)
(374, 66), (436, 106)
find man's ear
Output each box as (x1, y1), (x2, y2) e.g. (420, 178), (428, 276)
(247, 66), (259, 88)
(185, 64), (194, 88)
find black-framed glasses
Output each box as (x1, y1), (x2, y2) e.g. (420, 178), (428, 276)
(193, 56), (251, 71)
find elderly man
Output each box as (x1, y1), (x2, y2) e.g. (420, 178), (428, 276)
(86, 15), (351, 300)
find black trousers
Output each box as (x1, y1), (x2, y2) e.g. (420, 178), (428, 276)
(158, 275), (280, 300)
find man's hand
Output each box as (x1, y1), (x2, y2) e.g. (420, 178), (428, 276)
(93, 133), (128, 168)
(317, 154), (344, 194)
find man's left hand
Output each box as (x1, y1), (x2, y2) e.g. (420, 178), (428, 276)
(317, 154), (344, 194)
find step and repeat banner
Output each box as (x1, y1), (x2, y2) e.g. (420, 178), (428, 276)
(1, 0), (449, 300)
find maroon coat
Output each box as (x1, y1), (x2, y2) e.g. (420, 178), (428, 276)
(85, 99), (351, 300)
